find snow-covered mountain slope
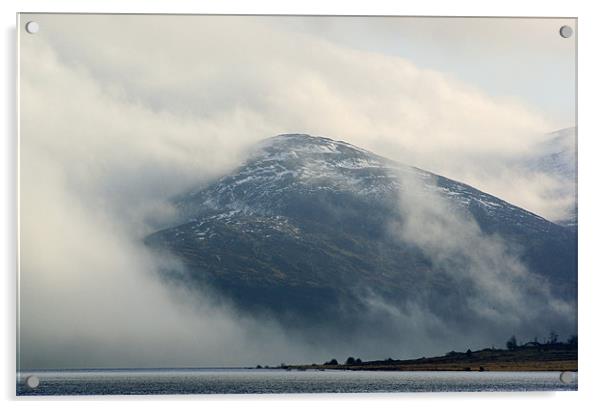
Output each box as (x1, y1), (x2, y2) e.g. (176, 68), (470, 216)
(527, 127), (577, 227)
(174, 134), (562, 235)
(529, 127), (576, 181)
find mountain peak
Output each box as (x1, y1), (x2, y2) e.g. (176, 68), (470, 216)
(257, 133), (372, 158)
(246, 133), (386, 179)
(265, 133), (341, 144)
(175, 133), (561, 237)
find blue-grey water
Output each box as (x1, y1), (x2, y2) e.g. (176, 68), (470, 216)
(17, 369), (577, 395)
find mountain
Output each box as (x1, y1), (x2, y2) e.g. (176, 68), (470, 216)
(529, 127), (576, 182)
(146, 134), (577, 354)
(527, 127), (577, 227)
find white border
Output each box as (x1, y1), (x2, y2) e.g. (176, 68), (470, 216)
(3, 0), (601, 408)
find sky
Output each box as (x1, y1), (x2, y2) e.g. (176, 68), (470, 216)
(18, 14), (576, 369)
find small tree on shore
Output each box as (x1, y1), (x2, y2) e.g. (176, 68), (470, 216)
(547, 331), (559, 345)
(506, 335), (518, 350)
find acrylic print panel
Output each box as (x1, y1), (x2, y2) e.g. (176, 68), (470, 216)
(17, 14), (577, 395)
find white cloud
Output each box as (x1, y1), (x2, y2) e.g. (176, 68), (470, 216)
(392, 171), (574, 326)
(28, 14), (574, 219)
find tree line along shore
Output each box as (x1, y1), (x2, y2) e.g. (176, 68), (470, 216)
(260, 334), (577, 372)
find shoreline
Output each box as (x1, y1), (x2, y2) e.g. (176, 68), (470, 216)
(283, 344), (578, 373)
(285, 361), (577, 372)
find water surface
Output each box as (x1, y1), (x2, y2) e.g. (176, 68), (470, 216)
(17, 368), (577, 395)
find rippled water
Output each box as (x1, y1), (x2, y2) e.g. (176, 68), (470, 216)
(17, 369), (577, 395)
